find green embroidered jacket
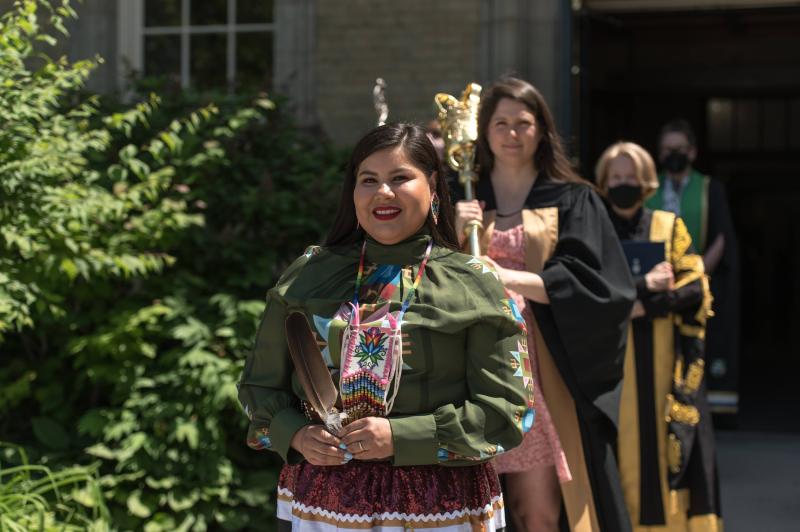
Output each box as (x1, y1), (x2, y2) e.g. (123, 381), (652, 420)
(238, 232), (534, 467)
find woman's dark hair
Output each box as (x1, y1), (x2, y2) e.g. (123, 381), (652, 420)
(477, 76), (583, 184)
(324, 123), (459, 249)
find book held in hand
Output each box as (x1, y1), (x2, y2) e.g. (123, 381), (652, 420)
(621, 240), (666, 276)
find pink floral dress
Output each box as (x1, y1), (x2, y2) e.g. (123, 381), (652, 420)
(489, 225), (571, 481)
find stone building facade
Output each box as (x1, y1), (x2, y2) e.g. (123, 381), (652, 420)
(6, 0), (798, 150)
(7, 0), (571, 146)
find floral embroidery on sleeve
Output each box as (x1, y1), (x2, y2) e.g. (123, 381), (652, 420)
(466, 257), (500, 280)
(247, 427), (272, 451)
(437, 443), (507, 462)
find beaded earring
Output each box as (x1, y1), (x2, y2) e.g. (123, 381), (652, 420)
(430, 193), (440, 225)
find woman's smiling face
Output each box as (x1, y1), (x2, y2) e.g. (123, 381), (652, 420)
(354, 146), (434, 245)
(487, 97), (540, 168)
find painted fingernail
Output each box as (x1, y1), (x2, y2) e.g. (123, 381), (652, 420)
(339, 443), (347, 450)
(344, 452), (353, 461)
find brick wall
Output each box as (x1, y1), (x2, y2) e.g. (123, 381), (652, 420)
(314, 0), (481, 146)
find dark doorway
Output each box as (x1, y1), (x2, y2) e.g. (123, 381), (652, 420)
(576, 5), (800, 432)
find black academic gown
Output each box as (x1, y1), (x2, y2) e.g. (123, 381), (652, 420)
(476, 175), (636, 532)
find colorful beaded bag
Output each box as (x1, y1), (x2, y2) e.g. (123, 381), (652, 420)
(338, 239), (433, 422)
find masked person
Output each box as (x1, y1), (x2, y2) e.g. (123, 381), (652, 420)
(597, 141), (722, 532)
(238, 123), (534, 531)
(646, 119), (741, 424)
(455, 77), (635, 532)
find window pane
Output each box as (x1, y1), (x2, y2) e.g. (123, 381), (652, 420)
(791, 99), (800, 151)
(236, 32), (273, 91)
(707, 98), (733, 151)
(237, 0), (274, 24)
(145, 0), (181, 27)
(191, 34), (228, 90)
(191, 0), (228, 25)
(762, 100), (787, 152)
(144, 35), (181, 80)
(735, 99), (760, 151)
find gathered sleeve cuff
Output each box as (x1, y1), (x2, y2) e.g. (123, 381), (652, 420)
(389, 415), (439, 466)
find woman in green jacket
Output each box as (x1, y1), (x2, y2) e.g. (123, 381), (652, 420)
(238, 123), (534, 531)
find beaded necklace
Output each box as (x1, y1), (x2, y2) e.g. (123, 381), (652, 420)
(352, 239), (433, 317)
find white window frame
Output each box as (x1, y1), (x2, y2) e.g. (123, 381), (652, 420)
(117, 0), (274, 92)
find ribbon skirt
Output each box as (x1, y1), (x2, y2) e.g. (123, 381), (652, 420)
(277, 460), (505, 531)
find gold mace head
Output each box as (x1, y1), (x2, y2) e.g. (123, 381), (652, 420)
(434, 83), (482, 174)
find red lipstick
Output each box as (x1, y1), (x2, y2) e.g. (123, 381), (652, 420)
(372, 206), (401, 221)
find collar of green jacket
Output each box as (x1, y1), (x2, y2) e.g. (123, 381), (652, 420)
(364, 227), (432, 264)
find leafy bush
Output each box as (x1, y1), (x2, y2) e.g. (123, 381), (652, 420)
(0, 1), (347, 529)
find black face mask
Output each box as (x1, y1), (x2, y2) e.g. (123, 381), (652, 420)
(607, 184), (643, 210)
(661, 150), (690, 174)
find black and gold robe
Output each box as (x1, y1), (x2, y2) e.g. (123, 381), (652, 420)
(476, 175), (636, 532)
(609, 206), (722, 532)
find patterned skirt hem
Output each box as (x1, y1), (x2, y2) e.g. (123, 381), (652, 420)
(277, 488), (505, 531)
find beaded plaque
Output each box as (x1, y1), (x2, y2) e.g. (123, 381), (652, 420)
(340, 303), (402, 421)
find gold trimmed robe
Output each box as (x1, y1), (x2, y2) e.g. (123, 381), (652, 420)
(610, 207), (722, 532)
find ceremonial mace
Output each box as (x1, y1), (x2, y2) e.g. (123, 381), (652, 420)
(373, 77), (388, 126)
(435, 83), (483, 256)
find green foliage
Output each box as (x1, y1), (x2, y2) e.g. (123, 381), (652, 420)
(0, 0), (200, 339)
(0, 1), (347, 530)
(0, 443), (109, 531)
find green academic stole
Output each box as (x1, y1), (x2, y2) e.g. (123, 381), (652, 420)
(647, 169), (710, 251)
